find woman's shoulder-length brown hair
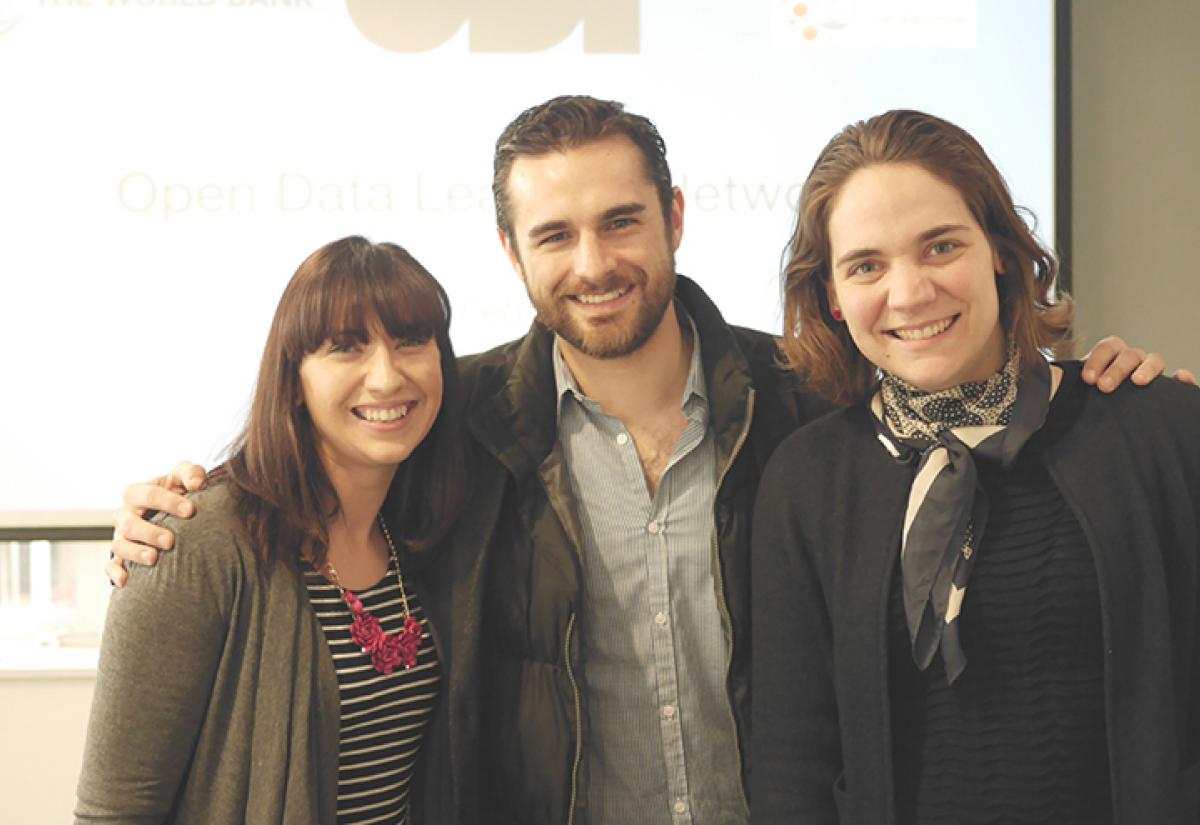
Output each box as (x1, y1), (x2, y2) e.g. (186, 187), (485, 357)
(781, 109), (1073, 406)
(217, 235), (465, 572)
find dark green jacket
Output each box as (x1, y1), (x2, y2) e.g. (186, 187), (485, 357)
(444, 276), (832, 825)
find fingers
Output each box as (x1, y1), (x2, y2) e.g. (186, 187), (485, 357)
(166, 461), (209, 494)
(1172, 368), (1197, 386)
(1129, 350), (1166, 386)
(107, 518), (162, 587)
(107, 467), (200, 582)
(121, 482), (195, 520)
(113, 504), (175, 553)
(1080, 335), (1165, 392)
(111, 524), (165, 563)
(1091, 347), (1149, 392)
(1080, 335), (1125, 390)
(107, 465), (204, 585)
(106, 557), (129, 588)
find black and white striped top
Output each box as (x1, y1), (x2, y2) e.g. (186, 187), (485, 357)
(303, 557), (441, 824)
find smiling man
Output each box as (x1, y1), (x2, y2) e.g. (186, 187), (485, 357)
(428, 97), (1167, 825)
(453, 98), (834, 825)
(107, 96), (1178, 825)
(500, 136), (679, 362)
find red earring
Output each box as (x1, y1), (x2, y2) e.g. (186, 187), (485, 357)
(831, 308), (843, 321)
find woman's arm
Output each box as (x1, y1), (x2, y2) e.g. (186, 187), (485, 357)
(751, 448), (842, 824)
(75, 505), (236, 823)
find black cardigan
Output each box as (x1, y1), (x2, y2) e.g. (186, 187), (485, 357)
(750, 367), (1200, 825)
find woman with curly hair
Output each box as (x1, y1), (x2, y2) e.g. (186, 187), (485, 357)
(752, 110), (1200, 824)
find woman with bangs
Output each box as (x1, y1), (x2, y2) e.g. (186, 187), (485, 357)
(76, 236), (464, 824)
(752, 111), (1200, 824)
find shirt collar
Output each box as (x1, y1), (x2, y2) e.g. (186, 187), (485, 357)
(553, 303), (708, 421)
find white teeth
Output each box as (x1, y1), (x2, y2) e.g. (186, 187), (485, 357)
(893, 318), (953, 341)
(575, 286), (629, 305)
(357, 405), (410, 422)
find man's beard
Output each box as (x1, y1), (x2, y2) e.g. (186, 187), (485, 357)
(529, 264), (676, 360)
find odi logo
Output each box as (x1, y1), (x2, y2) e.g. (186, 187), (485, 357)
(346, 0), (640, 53)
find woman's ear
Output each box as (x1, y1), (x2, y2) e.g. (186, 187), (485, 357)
(826, 280), (843, 321)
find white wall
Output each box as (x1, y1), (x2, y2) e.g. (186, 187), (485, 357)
(0, 672), (96, 823)
(1071, 0), (1200, 370)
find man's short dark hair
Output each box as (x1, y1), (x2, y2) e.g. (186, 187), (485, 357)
(492, 95), (674, 241)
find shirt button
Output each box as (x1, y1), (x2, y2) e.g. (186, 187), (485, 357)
(616, 432), (629, 445)
(654, 611), (668, 626)
(662, 704), (676, 719)
(647, 520), (661, 534)
(673, 799), (687, 815)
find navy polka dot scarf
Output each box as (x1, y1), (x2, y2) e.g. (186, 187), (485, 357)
(870, 345), (1052, 684)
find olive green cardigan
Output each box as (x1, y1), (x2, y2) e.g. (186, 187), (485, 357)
(75, 483), (341, 824)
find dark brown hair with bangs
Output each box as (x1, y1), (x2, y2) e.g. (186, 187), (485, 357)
(217, 236), (463, 571)
(781, 109), (1073, 406)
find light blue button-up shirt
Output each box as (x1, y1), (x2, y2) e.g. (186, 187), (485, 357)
(553, 313), (749, 825)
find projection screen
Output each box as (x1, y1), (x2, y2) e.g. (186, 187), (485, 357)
(0, 0), (1056, 517)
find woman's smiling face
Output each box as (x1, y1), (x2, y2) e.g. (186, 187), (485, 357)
(299, 321), (443, 485)
(825, 161), (1007, 392)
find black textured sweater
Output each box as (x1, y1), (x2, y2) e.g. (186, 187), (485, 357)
(888, 368), (1112, 824)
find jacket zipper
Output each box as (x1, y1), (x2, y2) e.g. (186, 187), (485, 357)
(710, 386), (755, 815)
(565, 611), (582, 825)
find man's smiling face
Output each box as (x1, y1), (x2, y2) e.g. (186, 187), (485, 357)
(500, 134), (683, 360)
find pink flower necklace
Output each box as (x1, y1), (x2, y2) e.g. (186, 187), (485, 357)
(318, 516), (422, 675)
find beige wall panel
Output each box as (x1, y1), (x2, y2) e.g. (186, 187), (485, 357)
(1071, 0), (1200, 370)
